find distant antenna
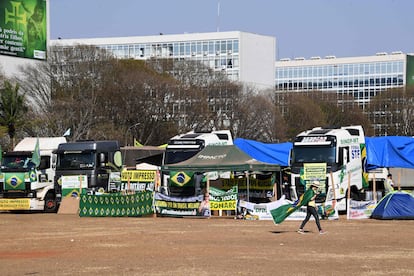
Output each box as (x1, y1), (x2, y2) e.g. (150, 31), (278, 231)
(217, 1), (220, 32)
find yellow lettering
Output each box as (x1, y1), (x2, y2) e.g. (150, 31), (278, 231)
(0, 198), (31, 210)
(121, 170), (156, 181)
(210, 200), (236, 211)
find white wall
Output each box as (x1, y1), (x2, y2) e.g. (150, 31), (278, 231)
(0, 55), (44, 78)
(239, 32), (275, 90)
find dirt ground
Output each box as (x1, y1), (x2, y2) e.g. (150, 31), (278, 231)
(0, 213), (413, 276)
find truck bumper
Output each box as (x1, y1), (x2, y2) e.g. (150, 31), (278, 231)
(0, 198), (44, 211)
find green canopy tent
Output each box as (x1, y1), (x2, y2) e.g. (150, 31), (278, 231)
(162, 145), (281, 201)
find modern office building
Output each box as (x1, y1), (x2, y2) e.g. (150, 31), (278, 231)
(51, 31), (276, 90)
(49, 30), (414, 135)
(52, 31), (413, 101)
(275, 52), (414, 109)
(275, 52), (414, 135)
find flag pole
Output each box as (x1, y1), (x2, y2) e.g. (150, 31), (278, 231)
(330, 171), (337, 202)
(330, 171), (337, 219)
(398, 170), (401, 191)
(246, 171), (250, 203)
(347, 172), (351, 219)
(79, 175), (82, 196)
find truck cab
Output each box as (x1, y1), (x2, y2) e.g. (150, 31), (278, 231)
(0, 137), (66, 212)
(162, 130), (233, 196)
(54, 140), (123, 204)
(290, 126), (366, 212)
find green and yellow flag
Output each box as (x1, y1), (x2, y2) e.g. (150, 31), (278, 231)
(170, 171), (194, 187)
(31, 138), (40, 167)
(270, 188), (315, 224)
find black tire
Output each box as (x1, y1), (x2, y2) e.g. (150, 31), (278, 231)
(44, 192), (58, 213)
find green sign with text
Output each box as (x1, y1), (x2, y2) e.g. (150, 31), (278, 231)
(0, 0), (47, 60)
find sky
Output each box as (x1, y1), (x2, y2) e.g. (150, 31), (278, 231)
(49, 0), (414, 60)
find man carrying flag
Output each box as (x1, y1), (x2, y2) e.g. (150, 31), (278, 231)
(270, 184), (315, 224)
(270, 180), (326, 235)
(297, 181), (326, 234)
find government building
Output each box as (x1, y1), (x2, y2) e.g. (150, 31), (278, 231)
(51, 31), (276, 90)
(275, 52), (414, 109)
(51, 31), (414, 135)
(51, 32), (414, 101)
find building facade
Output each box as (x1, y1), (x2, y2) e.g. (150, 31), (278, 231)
(51, 31), (414, 136)
(51, 31), (276, 90)
(275, 53), (414, 135)
(275, 52), (414, 109)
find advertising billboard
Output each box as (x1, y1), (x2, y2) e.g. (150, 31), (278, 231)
(0, 0), (46, 60)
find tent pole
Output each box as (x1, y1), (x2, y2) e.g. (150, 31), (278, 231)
(330, 171), (337, 219)
(279, 172), (282, 200)
(274, 173), (278, 201)
(330, 171), (337, 201)
(246, 171), (250, 203)
(373, 173), (377, 202)
(398, 170), (401, 191)
(347, 172), (351, 220)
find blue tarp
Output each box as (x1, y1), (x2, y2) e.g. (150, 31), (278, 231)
(235, 136), (414, 169)
(234, 138), (292, 166)
(366, 136), (414, 169)
(371, 191), (414, 219)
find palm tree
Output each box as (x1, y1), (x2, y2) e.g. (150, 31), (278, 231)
(0, 80), (28, 148)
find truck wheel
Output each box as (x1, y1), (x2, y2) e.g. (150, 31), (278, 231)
(44, 192), (58, 213)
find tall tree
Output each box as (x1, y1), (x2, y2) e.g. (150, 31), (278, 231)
(231, 91), (287, 142)
(0, 80), (28, 148)
(309, 91), (373, 136)
(368, 87), (414, 136)
(19, 45), (117, 141)
(279, 92), (325, 139)
(275, 90), (374, 139)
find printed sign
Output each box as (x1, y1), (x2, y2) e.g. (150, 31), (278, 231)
(0, 198), (30, 210)
(0, 0), (47, 60)
(303, 163), (327, 181)
(61, 175), (88, 197)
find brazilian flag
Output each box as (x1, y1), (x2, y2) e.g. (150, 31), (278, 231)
(270, 188), (315, 224)
(5, 173), (26, 190)
(360, 143), (369, 189)
(169, 171), (194, 187)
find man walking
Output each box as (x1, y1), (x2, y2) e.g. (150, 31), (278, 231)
(297, 181), (326, 235)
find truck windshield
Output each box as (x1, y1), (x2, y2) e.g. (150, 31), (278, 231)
(1, 155), (35, 170)
(56, 152), (95, 170)
(292, 146), (336, 164)
(164, 149), (200, 165)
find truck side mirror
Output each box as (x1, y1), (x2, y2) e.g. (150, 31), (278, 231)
(343, 148), (348, 164)
(52, 155), (57, 169)
(99, 153), (106, 165)
(114, 151), (122, 167)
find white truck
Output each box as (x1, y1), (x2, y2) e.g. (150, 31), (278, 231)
(290, 126), (366, 212)
(162, 130), (233, 196)
(0, 137), (66, 212)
